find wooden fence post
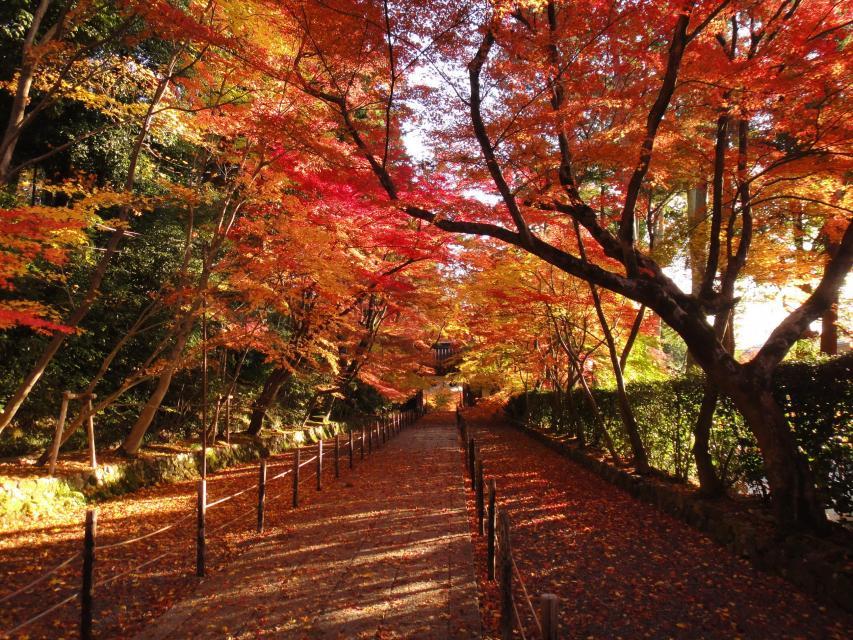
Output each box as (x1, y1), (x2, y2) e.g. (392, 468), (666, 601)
(487, 479), (496, 581)
(499, 510), (513, 640)
(476, 460), (485, 535)
(225, 394), (232, 445)
(292, 446), (300, 507)
(334, 434), (340, 478)
(468, 438), (476, 488)
(81, 508), (96, 640)
(369, 423), (374, 454)
(361, 426), (366, 459)
(196, 479), (206, 577)
(317, 439), (323, 491)
(540, 593), (559, 640)
(349, 430), (354, 468)
(257, 459), (267, 533)
(85, 394), (97, 470)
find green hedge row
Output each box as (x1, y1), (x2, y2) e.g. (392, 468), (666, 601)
(506, 354), (852, 516)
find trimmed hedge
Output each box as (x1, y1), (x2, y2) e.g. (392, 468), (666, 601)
(507, 354), (852, 516)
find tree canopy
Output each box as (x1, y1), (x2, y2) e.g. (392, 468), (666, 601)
(0, 0), (850, 530)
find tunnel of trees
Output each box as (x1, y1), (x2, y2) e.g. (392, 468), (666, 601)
(0, 0), (850, 537)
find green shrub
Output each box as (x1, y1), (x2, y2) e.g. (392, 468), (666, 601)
(507, 354), (852, 516)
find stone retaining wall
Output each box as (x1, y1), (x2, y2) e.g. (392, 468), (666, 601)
(505, 418), (852, 612)
(0, 422), (345, 524)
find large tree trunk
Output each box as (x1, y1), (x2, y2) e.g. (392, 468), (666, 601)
(820, 301), (838, 356)
(723, 376), (826, 530)
(246, 367), (291, 436)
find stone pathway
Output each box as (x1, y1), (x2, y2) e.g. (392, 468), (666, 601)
(134, 413), (481, 639)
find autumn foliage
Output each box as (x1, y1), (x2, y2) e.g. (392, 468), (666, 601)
(0, 0), (849, 531)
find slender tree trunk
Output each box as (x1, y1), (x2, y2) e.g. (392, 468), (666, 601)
(119, 316), (194, 456)
(565, 378), (583, 447)
(0, 60), (177, 435)
(588, 287), (649, 472)
(693, 385), (724, 497)
(820, 301), (838, 356)
(573, 221), (648, 472)
(685, 184), (708, 371)
(246, 367), (291, 435)
(819, 235), (840, 356)
(0, 0), (52, 184)
(33, 300), (164, 463)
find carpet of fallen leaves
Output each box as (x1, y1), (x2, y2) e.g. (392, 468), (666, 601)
(0, 446), (307, 639)
(460, 404), (852, 640)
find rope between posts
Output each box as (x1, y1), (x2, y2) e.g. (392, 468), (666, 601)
(3, 591), (79, 636)
(206, 481), (260, 509)
(511, 551), (542, 636)
(0, 552), (80, 604)
(268, 466), (293, 482)
(209, 504), (256, 535)
(1, 413), (417, 637)
(95, 551), (177, 588)
(511, 592), (528, 640)
(299, 454), (318, 469)
(98, 512), (194, 550)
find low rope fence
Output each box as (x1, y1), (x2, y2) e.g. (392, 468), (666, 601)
(2, 406), (424, 639)
(457, 406), (560, 640)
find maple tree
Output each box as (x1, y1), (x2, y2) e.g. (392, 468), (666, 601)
(246, 0), (852, 529)
(0, 0), (849, 535)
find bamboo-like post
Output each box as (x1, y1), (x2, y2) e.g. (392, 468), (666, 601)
(476, 459), (485, 535)
(361, 425), (365, 459)
(316, 439), (323, 491)
(292, 446), (300, 507)
(257, 459), (267, 533)
(541, 593), (559, 640)
(196, 479), (206, 577)
(487, 479), (496, 581)
(349, 430), (354, 469)
(334, 434), (340, 478)
(225, 394), (232, 445)
(81, 508), (97, 640)
(48, 391), (71, 476)
(201, 293), (208, 480)
(86, 394), (97, 470)
(468, 438), (476, 489)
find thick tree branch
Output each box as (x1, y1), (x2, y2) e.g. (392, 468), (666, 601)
(751, 220), (853, 379)
(467, 28), (534, 248)
(618, 13), (690, 271)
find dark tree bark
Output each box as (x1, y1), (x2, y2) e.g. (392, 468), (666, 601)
(693, 385), (724, 497)
(246, 367), (292, 436)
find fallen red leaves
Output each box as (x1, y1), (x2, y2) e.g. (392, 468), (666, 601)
(0, 450), (301, 639)
(461, 410), (852, 639)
